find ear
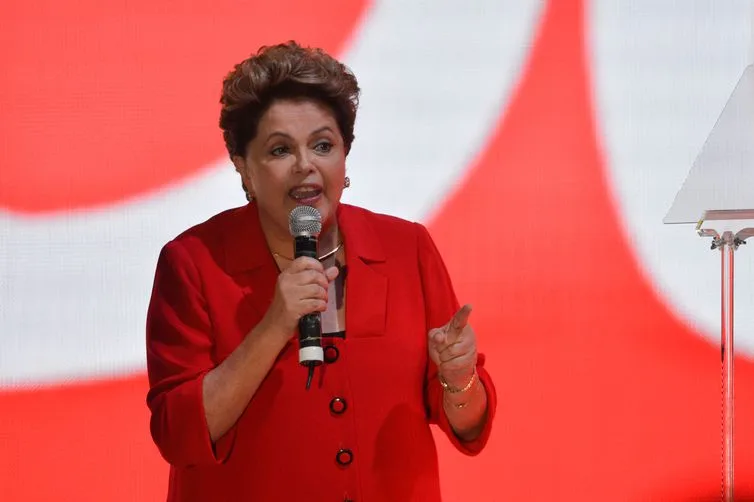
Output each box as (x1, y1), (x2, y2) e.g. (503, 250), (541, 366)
(232, 155), (252, 185)
(232, 155), (255, 199)
(231, 155), (246, 174)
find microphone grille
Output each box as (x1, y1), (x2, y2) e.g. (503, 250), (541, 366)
(289, 205), (322, 236)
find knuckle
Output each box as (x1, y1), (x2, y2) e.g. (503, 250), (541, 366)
(305, 257), (323, 270)
(291, 257), (306, 269)
(302, 270), (315, 282)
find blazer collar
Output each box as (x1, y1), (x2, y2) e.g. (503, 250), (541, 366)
(224, 203), (386, 274)
(224, 203), (273, 274)
(336, 204), (385, 264)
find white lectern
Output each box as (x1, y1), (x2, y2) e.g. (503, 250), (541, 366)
(665, 64), (754, 502)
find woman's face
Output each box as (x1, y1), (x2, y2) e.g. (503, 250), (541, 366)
(234, 98), (346, 239)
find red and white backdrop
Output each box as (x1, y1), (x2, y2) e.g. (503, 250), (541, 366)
(2, 0), (754, 500)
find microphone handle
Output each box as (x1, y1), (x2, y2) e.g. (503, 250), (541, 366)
(294, 235), (323, 366)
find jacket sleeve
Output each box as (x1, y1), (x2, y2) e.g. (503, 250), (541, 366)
(415, 222), (497, 455)
(145, 239), (237, 467)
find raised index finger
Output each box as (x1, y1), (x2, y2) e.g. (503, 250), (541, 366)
(447, 304), (473, 335)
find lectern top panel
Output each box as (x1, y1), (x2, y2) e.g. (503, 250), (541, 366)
(665, 64), (754, 224)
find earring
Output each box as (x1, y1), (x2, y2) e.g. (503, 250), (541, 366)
(245, 191), (254, 202)
(343, 176), (351, 188)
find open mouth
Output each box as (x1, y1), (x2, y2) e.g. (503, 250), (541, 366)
(289, 185), (322, 202)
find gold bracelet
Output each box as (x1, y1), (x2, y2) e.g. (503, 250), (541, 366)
(439, 367), (477, 394)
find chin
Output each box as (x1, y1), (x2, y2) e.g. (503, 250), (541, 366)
(317, 201), (338, 229)
(316, 205), (332, 228)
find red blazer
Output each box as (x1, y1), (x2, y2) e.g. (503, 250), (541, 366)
(146, 202), (497, 502)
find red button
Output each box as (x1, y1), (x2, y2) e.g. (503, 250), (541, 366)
(324, 345), (340, 363)
(330, 397), (347, 415)
(336, 448), (353, 466)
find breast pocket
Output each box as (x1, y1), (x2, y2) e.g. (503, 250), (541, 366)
(344, 260), (388, 339)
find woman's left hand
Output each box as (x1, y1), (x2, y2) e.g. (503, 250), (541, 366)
(427, 304), (477, 389)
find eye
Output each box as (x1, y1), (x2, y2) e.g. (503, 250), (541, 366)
(270, 145), (289, 157)
(313, 141), (333, 154)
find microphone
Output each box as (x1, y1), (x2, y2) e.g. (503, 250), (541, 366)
(288, 205), (324, 389)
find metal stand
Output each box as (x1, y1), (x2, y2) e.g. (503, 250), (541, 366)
(698, 213), (754, 502)
(714, 233), (738, 501)
(663, 62), (754, 501)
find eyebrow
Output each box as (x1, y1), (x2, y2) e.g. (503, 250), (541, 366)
(265, 126), (336, 143)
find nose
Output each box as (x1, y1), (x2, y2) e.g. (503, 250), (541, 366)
(293, 148), (316, 174)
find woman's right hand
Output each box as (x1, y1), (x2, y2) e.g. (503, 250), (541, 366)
(260, 257), (339, 341)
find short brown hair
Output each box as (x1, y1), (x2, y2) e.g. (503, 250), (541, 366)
(219, 41), (360, 158)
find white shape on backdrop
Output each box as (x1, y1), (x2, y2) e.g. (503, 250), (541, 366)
(589, 0), (754, 355)
(340, 0), (545, 221)
(0, 162), (245, 387)
(0, 0), (545, 386)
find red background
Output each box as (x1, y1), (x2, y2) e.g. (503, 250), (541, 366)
(1, 0), (752, 500)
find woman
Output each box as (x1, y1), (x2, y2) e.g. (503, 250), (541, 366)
(146, 41), (496, 502)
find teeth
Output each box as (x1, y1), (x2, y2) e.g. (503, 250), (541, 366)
(290, 187), (320, 199)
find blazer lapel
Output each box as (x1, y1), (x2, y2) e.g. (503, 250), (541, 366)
(224, 203), (280, 328)
(223, 203), (389, 339)
(338, 205), (388, 338)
